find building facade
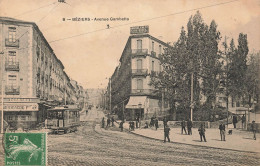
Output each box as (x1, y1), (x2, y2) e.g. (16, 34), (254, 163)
(0, 17), (85, 130)
(109, 26), (170, 121)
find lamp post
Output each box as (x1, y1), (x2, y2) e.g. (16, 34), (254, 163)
(138, 103), (142, 127)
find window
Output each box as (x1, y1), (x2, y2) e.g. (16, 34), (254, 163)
(159, 45), (162, 54)
(8, 75), (17, 87)
(152, 61), (154, 71)
(7, 116), (13, 121)
(137, 59), (142, 69)
(137, 39), (142, 50)
(8, 27), (16, 42)
(137, 79), (143, 90)
(152, 41), (154, 52)
(20, 116), (26, 121)
(8, 51), (17, 63)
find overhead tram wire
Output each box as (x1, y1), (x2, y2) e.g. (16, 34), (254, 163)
(2, 2), (61, 57)
(14, 2), (57, 18)
(7, 0), (239, 51)
(48, 0), (239, 43)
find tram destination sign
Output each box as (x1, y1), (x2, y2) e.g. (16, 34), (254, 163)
(130, 26), (149, 34)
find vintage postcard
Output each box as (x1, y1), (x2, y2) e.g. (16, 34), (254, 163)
(0, 0), (259, 165)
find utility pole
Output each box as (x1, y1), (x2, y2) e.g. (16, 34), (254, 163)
(109, 77), (111, 113)
(190, 71), (194, 121)
(162, 88), (164, 115)
(1, 50), (4, 134)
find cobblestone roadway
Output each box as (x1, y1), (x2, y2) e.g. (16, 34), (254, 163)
(1, 109), (259, 166)
(46, 109), (260, 166)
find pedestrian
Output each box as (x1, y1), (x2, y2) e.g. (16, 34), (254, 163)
(219, 123), (226, 141)
(135, 116), (139, 128)
(181, 120), (187, 135)
(111, 116), (115, 127)
(164, 125), (171, 143)
(155, 118), (159, 130)
(187, 119), (192, 135)
(242, 115), (246, 129)
(163, 117), (168, 129)
(101, 117), (105, 128)
(119, 121), (124, 132)
(251, 120), (257, 140)
(129, 121), (132, 131)
(131, 121), (135, 131)
(106, 118), (111, 128)
(144, 121), (149, 129)
(198, 123), (207, 142)
(233, 115), (237, 128)
(150, 116), (155, 128)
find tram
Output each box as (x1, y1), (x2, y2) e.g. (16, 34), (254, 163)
(47, 105), (80, 134)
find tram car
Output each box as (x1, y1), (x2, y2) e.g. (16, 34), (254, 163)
(47, 105), (80, 134)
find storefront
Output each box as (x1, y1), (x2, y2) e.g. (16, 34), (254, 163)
(2, 98), (39, 129)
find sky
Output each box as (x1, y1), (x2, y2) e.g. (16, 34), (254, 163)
(0, 0), (259, 89)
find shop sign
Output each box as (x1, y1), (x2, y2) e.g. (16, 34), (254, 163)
(130, 26), (149, 34)
(0, 103), (38, 111)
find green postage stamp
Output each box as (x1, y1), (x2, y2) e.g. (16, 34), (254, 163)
(4, 133), (47, 166)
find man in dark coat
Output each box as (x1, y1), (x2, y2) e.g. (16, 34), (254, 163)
(119, 121), (124, 132)
(251, 120), (257, 140)
(135, 116), (140, 128)
(106, 118), (111, 128)
(155, 118), (159, 130)
(187, 119), (193, 135)
(181, 120), (187, 134)
(164, 125), (171, 142)
(163, 117), (168, 129)
(111, 116), (115, 127)
(219, 123), (226, 141)
(101, 117), (105, 128)
(233, 115), (238, 128)
(198, 123), (207, 142)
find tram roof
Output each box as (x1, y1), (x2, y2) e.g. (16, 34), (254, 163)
(47, 105), (80, 111)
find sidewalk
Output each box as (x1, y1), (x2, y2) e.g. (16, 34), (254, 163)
(115, 121), (260, 153)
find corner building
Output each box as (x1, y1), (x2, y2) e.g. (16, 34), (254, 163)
(0, 17), (78, 130)
(110, 26), (170, 121)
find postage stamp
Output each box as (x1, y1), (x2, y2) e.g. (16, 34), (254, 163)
(4, 133), (47, 166)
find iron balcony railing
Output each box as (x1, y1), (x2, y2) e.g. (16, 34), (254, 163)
(131, 89), (159, 96)
(5, 61), (19, 71)
(131, 49), (148, 55)
(5, 86), (20, 95)
(132, 69), (148, 76)
(151, 51), (156, 57)
(5, 39), (19, 47)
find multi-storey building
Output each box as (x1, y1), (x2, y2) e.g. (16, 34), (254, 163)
(109, 26), (170, 120)
(0, 17), (82, 130)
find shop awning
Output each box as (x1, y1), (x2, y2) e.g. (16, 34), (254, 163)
(125, 96), (147, 109)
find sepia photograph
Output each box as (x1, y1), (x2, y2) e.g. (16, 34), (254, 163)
(0, 0), (259, 165)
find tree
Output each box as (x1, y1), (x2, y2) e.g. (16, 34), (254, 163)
(200, 20), (223, 117)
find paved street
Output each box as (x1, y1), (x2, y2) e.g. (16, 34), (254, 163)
(43, 108), (260, 166)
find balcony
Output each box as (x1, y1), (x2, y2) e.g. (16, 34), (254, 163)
(132, 69), (148, 77)
(131, 89), (159, 97)
(5, 86), (20, 95)
(131, 49), (148, 58)
(151, 51), (156, 58)
(5, 39), (19, 48)
(5, 61), (19, 71)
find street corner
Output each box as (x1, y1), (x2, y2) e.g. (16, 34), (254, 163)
(4, 133), (47, 166)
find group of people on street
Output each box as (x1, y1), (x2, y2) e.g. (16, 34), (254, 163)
(102, 114), (257, 142)
(181, 119), (193, 135)
(101, 116), (115, 128)
(150, 116), (159, 130)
